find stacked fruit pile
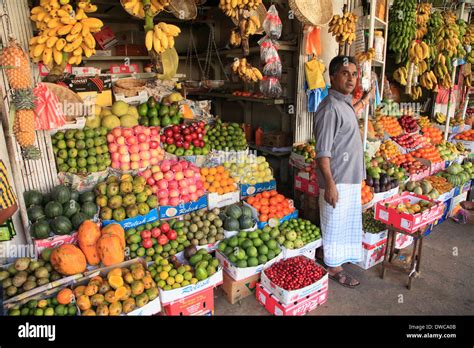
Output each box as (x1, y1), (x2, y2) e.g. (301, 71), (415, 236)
(421, 126), (443, 145)
(392, 133), (427, 150)
(97, 102), (140, 130)
(7, 288), (78, 316)
(161, 123), (209, 156)
(423, 176), (454, 195)
(328, 12), (358, 44)
(217, 229), (282, 268)
(436, 162), (473, 186)
(94, 175), (158, 222)
(362, 210), (387, 233)
(231, 58), (263, 83)
(28, 1), (103, 66)
(52, 127), (110, 174)
(410, 146), (443, 163)
(145, 22), (181, 54)
(182, 208), (226, 246)
(107, 126), (164, 171)
(74, 263), (159, 316)
(292, 141), (316, 164)
(220, 204), (256, 232)
(200, 166), (238, 195)
(25, 185), (96, 239)
(273, 218), (321, 250)
(0, 255), (64, 300)
(454, 129), (474, 141)
(125, 220), (188, 261)
(405, 180), (441, 200)
(377, 116), (403, 137)
(398, 115), (419, 133)
(246, 190), (295, 223)
(361, 180), (373, 205)
(205, 121), (247, 151)
(264, 256), (326, 291)
(388, 0), (416, 63)
(149, 249), (218, 291)
(388, 199), (436, 215)
(137, 96), (183, 127)
(389, 154), (429, 175)
(375, 140), (401, 160)
(139, 159), (205, 207)
(417, 116), (431, 128)
(224, 154), (274, 185)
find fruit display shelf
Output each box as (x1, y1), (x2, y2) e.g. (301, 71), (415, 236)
(186, 91), (290, 105)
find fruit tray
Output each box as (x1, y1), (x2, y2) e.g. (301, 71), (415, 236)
(256, 283), (328, 316)
(240, 180), (277, 198)
(102, 208), (159, 230)
(281, 238), (322, 260)
(260, 259), (328, 305)
(374, 192), (444, 233)
(34, 232), (78, 255)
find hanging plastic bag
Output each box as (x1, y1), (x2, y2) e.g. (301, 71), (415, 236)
(263, 5), (282, 40)
(263, 56), (282, 78)
(260, 76), (282, 98)
(305, 57), (326, 90)
(258, 36), (279, 63)
(158, 47), (179, 80)
(305, 26), (321, 56)
(33, 83), (66, 130)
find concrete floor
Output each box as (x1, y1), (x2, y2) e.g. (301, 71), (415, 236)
(214, 220), (474, 315)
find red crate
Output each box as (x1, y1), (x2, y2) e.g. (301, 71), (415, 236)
(256, 283), (328, 316)
(161, 287), (214, 316)
(374, 192), (444, 233)
(294, 175), (309, 193)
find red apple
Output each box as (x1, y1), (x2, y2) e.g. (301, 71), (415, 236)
(139, 142), (150, 151)
(112, 128), (122, 137)
(157, 179), (168, 189)
(151, 227), (161, 238)
(146, 177), (155, 186)
(159, 197), (169, 206)
(107, 134), (115, 143)
(158, 189), (169, 198)
(142, 168), (152, 178)
(181, 194), (190, 203)
(161, 160), (171, 172)
(150, 141), (159, 149)
(129, 144), (140, 154)
(169, 189), (179, 198)
(169, 197), (180, 206)
(153, 171), (164, 181)
(109, 143), (118, 153)
(168, 180), (179, 190)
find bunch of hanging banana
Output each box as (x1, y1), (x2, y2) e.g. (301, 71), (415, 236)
(417, 116), (430, 128)
(29, 0), (102, 66)
(443, 11), (457, 25)
(434, 112), (447, 124)
(145, 22), (181, 54)
(463, 23), (474, 45)
(230, 28), (242, 48)
(433, 53), (452, 89)
(328, 12), (358, 45)
(410, 85), (422, 100)
(355, 48), (375, 63)
(122, 0), (169, 18)
(219, 0), (262, 20)
(415, 2), (431, 39)
(456, 142), (465, 153)
(467, 50), (474, 65)
(393, 66), (408, 86)
(426, 10), (443, 63)
(231, 58), (263, 83)
(388, 0), (417, 63)
(408, 40), (430, 64)
(436, 22), (461, 58)
(420, 70), (438, 90)
(239, 15), (261, 38)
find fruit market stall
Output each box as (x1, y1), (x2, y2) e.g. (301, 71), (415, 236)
(0, 0), (472, 320)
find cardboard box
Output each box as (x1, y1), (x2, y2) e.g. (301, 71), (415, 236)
(115, 44), (147, 56)
(374, 192), (444, 233)
(162, 287), (214, 316)
(436, 187), (455, 203)
(208, 190), (240, 210)
(362, 229), (388, 245)
(34, 233), (78, 255)
(307, 181), (319, 196)
(289, 152), (312, 169)
(260, 265), (328, 306)
(294, 175), (309, 193)
(102, 208), (159, 230)
(240, 180), (277, 197)
(372, 186), (399, 204)
(282, 239), (321, 259)
(114, 90), (149, 105)
(93, 26), (118, 50)
(449, 191), (468, 217)
(355, 239), (387, 270)
(216, 250), (283, 281)
(57, 169), (109, 193)
(256, 283), (328, 316)
(221, 272), (260, 304)
(159, 195), (208, 219)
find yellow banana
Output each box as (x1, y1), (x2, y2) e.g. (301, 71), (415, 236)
(71, 22), (82, 35)
(53, 49), (63, 65)
(46, 36), (58, 48)
(33, 44), (45, 58)
(55, 38), (67, 51)
(42, 47), (52, 65)
(146, 30), (154, 51)
(57, 24), (73, 36)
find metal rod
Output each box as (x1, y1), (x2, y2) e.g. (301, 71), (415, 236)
(444, 60), (458, 140)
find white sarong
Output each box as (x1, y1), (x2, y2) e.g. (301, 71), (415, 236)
(319, 183), (362, 267)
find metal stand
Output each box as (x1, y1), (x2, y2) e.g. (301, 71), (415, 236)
(380, 224), (431, 290)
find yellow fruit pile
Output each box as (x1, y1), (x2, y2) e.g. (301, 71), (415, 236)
(122, 0), (169, 18)
(375, 140), (401, 160)
(219, 0), (262, 19)
(145, 22), (181, 54)
(231, 58), (263, 83)
(328, 12), (358, 45)
(29, 0), (103, 66)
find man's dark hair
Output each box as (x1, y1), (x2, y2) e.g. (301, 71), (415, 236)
(329, 56), (358, 76)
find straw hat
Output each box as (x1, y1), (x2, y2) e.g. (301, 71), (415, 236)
(167, 0), (197, 21)
(288, 0), (333, 26)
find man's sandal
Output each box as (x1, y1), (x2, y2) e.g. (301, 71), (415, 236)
(328, 270), (360, 288)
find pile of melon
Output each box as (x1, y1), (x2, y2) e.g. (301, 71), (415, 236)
(24, 185), (98, 240)
(220, 204), (256, 232)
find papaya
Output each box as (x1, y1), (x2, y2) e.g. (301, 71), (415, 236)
(77, 220), (101, 266)
(101, 224), (125, 249)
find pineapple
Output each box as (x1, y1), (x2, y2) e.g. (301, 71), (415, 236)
(11, 89), (37, 149)
(0, 38), (32, 89)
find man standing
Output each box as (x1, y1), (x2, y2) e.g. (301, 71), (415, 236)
(313, 56), (368, 288)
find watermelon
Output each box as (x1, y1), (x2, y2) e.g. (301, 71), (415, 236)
(225, 204), (242, 220)
(31, 220), (51, 239)
(24, 190), (43, 208)
(224, 217), (240, 231)
(81, 201), (98, 218)
(51, 185), (71, 204)
(63, 200), (80, 218)
(70, 190), (80, 202)
(27, 205), (45, 222)
(71, 212), (88, 230)
(79, 191), (95, 203)
(239, 216), (254, 230)
(241, 205), (253, 218)
(44, 201), (63, 218)
(50, 216), (72, 235)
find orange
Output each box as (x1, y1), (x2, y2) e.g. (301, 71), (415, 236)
(260, 198), (269, 206)
(217, 187), (224, 195)
(227, 178), (235, 186)
(206, 175), (214, 183)
(247, 197), (256, 205)
(262, 191), (271, 199)
(214, 173), (221, 182)
(209, 167), (217, 175)
(270, 190), (277, 196)
(203, 182), (210, 190)
(201, 167), (209, 176)
(216, 166), (225, 173)
(253, 202), (262, 210)
(260, 214), (269, 222)
(260, 206), (270, 215)
(221, 172), (229, 179)
(57, 288), (74, 305)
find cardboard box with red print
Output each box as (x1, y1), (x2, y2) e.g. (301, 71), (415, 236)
(161, 286), (215, 316)
(355, 239), (387, 270)
(255, 283), (328, 316)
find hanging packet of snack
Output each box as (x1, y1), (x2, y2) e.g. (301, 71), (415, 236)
(263, 5), (282, 40)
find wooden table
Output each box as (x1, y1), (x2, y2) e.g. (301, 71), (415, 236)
(380, 224), (433, 290)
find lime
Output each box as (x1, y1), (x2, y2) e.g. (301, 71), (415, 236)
(166, 277), (175, 286)
(246, 246), (258, 257)
(247, 257), (259, 267)
(266, 240), (278, 250)
(169, 269), (177, 277)
(258, 245), (269, 255)
(237, 259), (248, 268)
(252, 238), (263, 247)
